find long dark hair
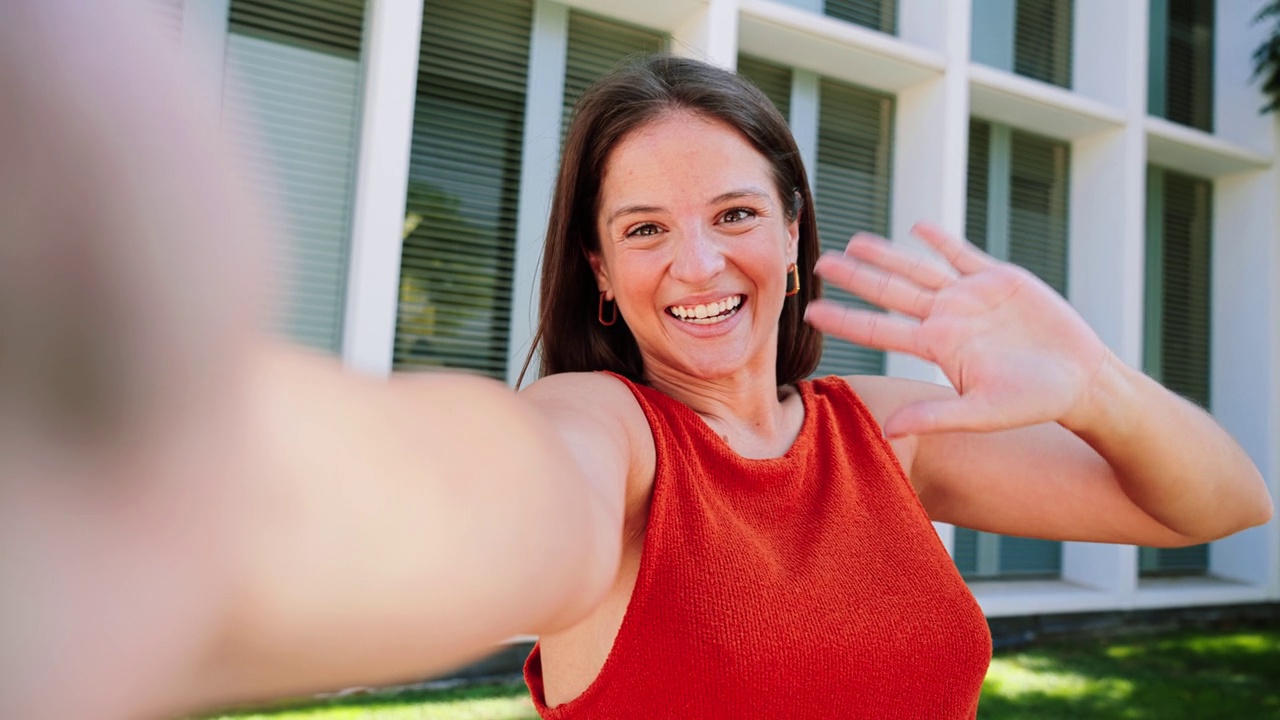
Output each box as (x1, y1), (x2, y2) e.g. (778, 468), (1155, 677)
(519, 54), (822, 386)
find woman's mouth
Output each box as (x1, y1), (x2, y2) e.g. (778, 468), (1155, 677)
(666, 294), (744, 325)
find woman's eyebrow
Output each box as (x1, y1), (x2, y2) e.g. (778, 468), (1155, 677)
(707, 187), (771, 206)
(606, 204), (665, 225)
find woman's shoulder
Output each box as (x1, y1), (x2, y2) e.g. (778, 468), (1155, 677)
(521, 371), (650, 423)
(823, 374), (956, 428)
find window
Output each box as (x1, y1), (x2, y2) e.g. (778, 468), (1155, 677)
(824, 0), (897, 35)
(738, 55), (793, 122)
(394, 0), (532, 376)
(1149, 0), (1214, 132)
(1140, 167), (1213, 576)
(813, 79), (893, 378)
(224, 0), (367, 354)
(971, 0), (1073, 89)
(954, 120), (1070, 580)
(562, 12), (666, 138)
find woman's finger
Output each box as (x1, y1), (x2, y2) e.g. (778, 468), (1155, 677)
(844, 233), (958, 291)
(814, 253), (936, 319)
(911, 222), (992, 276)
(804, 300), (924, 356)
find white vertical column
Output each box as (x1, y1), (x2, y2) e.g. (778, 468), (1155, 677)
(887, 0), (971, 553)
(790, 69), (820, 186)
(1209, 165), (1280, 589)
(506, 0), (570, 385)
(341, 0), (425, 376)
(672, 0), (740, 70)
(884, 0), (968, 391)
(1058, 0), (1148, 596)
(1205, 0), (1279, 592)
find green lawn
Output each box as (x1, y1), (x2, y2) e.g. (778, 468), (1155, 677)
(204, 629), (1280, 720)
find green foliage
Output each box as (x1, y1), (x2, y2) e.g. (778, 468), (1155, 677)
(1254, 1), (1280, 113)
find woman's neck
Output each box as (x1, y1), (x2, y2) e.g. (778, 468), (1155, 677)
(643, 362), (803, 460)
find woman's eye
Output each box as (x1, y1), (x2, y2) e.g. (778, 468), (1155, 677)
(721, 208), (756, 224)
(626, 223), (660, 238)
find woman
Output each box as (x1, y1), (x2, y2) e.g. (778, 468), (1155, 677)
(509, 54), (1271, 718)
(0, 4), (1271, 718)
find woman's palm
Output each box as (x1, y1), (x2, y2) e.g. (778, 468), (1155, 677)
(805, 223), (1110, 437)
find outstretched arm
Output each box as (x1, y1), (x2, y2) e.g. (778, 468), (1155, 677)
(0, 3), (623, 719)
(807, 224), (1272, 546)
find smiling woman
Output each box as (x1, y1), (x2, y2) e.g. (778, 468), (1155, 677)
(1, 7), (1272, 720)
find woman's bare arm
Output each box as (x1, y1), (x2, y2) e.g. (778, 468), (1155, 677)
(810, 226), (1272, 548)
(0, 3), (625, 718)
(188, 348), (625, 713)
(848, 372), (1271, 547)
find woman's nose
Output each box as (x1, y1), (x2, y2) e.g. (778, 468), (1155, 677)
(669, 225), (725, 284)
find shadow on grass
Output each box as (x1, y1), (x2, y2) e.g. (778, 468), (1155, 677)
(978, 630), (1280, 720)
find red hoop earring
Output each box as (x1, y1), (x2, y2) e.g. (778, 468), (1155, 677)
(598, 292), (618, 326)
(785, 263), (800, 297)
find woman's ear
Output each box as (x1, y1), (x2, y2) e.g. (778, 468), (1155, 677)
(586, 251), (612, 298)
(786, 213), (801, 266)
(787, 191), (803, 264)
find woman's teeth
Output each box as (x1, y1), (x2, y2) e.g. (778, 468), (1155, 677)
(668, 295), (743, 324)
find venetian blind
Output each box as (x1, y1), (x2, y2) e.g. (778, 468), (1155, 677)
(737, 55), (793, 122)
(813, 78), (893, 378)
(223, 0), (365, 353)
(1162, 0), (1215, 132)
(965, 121), (990, 247)
(562, 12), (665, 142)
(956, 120), (1069, 580)
(997, 128), (1070, 577)
(1139, 168), (1212, 575)
(824, 0), (897, 35)
(1013, 0), (1073, 88)
(393, 0), (533, 377)
(1008, 130), (1070, 295)
(1156, 171), (1211, 408)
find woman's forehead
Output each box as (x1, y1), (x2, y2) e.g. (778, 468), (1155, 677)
(599, 112), (775, 211)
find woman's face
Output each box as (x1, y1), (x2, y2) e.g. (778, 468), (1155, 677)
(589, 111), (799, 384)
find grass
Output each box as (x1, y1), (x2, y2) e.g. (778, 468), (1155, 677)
(203, 628), (1280, 720)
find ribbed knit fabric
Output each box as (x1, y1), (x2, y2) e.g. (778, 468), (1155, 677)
(525, 375), (992, 719)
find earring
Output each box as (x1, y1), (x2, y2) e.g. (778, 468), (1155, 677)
(785, 263), (800, 297)
(598, 292), (618, 326)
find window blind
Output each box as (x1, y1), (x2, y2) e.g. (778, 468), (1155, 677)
(223, 0), (366, 354)
(813, 78), (893, 378)
(737, 55), (793, 123)
(1140, 167), (1212, 576)
(965, 121), (990, 247)
(824, 0), (897, 35)
(1008, 130), (1069, 294)
(956, 120), (1069, 580)
(393, 0), (533, 377)
(562, 12), (665, 143)
(1013, 0), (1073, 88)
(1162, 0), (1214, 132)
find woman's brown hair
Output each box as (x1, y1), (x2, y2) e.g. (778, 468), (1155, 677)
(519, 54), (822, 386)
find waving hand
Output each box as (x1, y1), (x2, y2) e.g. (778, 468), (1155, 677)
(804, 223), (1111, 438)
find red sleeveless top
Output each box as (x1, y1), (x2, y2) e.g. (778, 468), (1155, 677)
(525, 375), (991, 718)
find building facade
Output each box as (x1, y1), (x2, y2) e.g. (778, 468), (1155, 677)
(154, 0), (1279, 619)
